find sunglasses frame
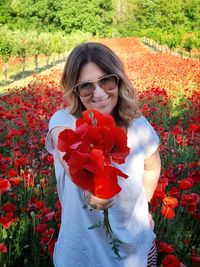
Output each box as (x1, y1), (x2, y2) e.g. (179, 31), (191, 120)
(74, 74), (119, 97)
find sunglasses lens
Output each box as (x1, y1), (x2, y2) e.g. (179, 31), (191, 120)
(76, 82), (94, 97)
(75, 74), (119, 97)
(99, 75), (118, 90)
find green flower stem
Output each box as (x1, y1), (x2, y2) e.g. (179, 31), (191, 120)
(103, 209), (113, 238)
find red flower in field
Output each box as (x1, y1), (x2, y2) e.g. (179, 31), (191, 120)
(8, 169), (18, 177)
(181, 193), (199, 214)
(9, 177), (21, 186)
(187, 123), (200, 133)
(161, 206), (176, 219)
(152, 183), (166, 201)
(43, 211), (55, 222)
(48, 239), (56, 257)
(54, 199), (61, 210)
(14, 157), (26, 168)
(178, 178), (194, 190)
(0, 243), (7, 253)
(40, 228), (55, 244)
(175, 134), (183, 144)
(161, 197), (178, 219)
(3, 202), (16, 212)
(189, 170), (200, 185)
(35, 200), (45, 209)
(158, 241), (174, 253)
(21, 170), (34, 187)
(163, 197), (179, 208)
(0, 179), (11, 195)
(162, 254), (180, 267)
(191, 248), (200, 265)
(46, 155), (54, 164)
(35, 223), (48, 233)
(169, 186), (181, 199)
(0, 212), (18, 229)
(5, 128), (26, 139)
(171, 125), (183, 135)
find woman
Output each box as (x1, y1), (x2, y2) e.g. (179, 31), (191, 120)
(45, 42), (161, 267)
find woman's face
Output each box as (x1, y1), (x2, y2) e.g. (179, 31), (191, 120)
(76, 62), (119, 114)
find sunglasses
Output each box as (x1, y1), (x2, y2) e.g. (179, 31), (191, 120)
(74, 74), (119, 97)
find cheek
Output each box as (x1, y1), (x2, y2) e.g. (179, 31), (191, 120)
(80, 97), (92, 109)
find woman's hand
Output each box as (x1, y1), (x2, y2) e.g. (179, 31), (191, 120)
(83, 190), (115, 210)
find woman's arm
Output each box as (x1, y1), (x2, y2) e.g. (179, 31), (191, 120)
(143, 149), (161, 202)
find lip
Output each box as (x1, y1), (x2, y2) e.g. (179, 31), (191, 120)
(92, 96), (110, 103)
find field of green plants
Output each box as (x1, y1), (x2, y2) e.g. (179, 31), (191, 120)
(0, 37), (199, 267)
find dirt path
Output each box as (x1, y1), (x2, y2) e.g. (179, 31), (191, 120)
(0, 61), (65, 94)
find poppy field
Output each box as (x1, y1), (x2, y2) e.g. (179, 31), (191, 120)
(0, 37), (200, 267)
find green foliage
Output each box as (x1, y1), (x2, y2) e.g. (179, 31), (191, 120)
(117, 0), (200, 41)
(0, 0), (115, 36)
(182, 34), (197, 53)
(0, 26), (14, 63)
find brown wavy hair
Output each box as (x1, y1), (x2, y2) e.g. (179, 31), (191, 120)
(61, 42), (140, 128)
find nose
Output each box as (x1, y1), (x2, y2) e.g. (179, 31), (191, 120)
(93, 83), (107, 98)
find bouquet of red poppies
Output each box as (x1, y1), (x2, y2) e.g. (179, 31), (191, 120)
(57, 110), (130, 256)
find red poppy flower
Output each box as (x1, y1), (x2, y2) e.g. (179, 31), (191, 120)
(76, 109), (116, 128)
(35, 223), (48, 233)
(0, 179), (11, 195)
(5, 128), (26, 139)
(161, 206), (176, 219)
(162, 254), (180, 267)
(109, 126), (130, 164)
(40, 228), (55, 244)
(8, 169), (18, 177)
(181, 193), (199, 214)
(178, 178), (194, 190)
(0, 212), (18, 229)
(169, 186), (181, 199)
(48, 239), (56, 258)
(158, 241), (174, 253)
(3, 202), (16, 212)
(163, 197), (179, 208)
(35, 200), (45, 209)
(68, 149), (128, 199)
(0, 243), (7, 253)
(9, 177), (21, 187)
(57, 129), (81, 153)
(153, 183), (166, 201)
(58, 110), (129, 199)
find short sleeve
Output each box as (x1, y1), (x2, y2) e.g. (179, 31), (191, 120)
(45, 109), (75, 154)
(131, 116), (160, 159)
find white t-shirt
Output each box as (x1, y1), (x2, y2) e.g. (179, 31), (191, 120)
(45, 109), (159, 267)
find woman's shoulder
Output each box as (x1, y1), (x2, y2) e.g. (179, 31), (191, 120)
(128, 115), (159, 142)
(49, 108), (76, 130)
(130, 115), (152, 130)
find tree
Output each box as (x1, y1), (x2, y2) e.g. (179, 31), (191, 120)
(12, 30), (32, 77)
(182, 34), (196, 57)
(0, 26), (14, 83)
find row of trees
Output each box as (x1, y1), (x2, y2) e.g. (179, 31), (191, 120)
(0, 26), (91, 82)
(116, 0), (200, 55)
(142, 30), (200, 58)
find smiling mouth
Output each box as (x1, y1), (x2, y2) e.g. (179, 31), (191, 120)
(92, 96), (110, 103)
